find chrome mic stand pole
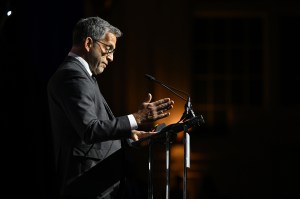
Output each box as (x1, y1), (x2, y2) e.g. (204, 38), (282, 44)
(166, 132), (171, 199)
(148, 139), (153, 199)
(183, 125), (190, 199)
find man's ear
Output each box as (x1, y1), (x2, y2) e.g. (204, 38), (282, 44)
(84, 37), (93, 51)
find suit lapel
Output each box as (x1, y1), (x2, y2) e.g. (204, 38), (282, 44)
(67, 56), (115, 119)
(101, 94), (115, 119)
(94, 80), (115, 119)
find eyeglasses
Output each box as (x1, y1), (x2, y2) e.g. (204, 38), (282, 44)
(93, 39), (115, 55)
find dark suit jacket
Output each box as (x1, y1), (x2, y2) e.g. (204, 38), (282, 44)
(47, 56), (132, 198)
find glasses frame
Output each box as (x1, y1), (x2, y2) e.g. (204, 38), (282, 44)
(93, 39), (115, 55)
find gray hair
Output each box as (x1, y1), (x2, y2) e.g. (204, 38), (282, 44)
(72, 16), (122, 45)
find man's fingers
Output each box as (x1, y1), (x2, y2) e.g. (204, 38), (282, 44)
(139, 131), (156, 138)
(147, 111), (171, 121)
(132, 130), (157, 141)
(152, 98), (171, 106)
(157, 112), (170, 119)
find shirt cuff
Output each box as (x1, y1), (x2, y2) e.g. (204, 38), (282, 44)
(128, 114), (138, 130)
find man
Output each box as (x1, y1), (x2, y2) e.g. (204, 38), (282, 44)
(47, 16), (174, 199)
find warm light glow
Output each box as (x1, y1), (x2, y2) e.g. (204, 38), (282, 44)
(170, 144), (184, 175)
(176, 131), (184, 142)
(158, 101), (186, 125)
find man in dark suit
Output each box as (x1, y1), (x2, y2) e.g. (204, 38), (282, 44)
(47, 16), (174, 199)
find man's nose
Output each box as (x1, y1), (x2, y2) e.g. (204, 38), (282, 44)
(107, 53), (113, 62)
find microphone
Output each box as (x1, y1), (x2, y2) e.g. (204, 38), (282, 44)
(145, 74), (196, 122)
(145, 74), (188, 101)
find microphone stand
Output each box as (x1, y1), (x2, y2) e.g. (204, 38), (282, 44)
(144, 74), (203, 199)
(183, 124), (189, 199)
(179, 96), (194, 199)
(166, 131), (171, 199)
(148, 138), (153, 199)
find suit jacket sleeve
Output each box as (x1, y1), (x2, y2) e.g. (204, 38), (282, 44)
(48, 64), (131, 144)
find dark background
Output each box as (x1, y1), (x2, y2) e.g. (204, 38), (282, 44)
(1, 0), (300, 198)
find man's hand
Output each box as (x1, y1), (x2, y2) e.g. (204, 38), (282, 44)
(131, 130), (156, 141)
(132, 93), (174, 125)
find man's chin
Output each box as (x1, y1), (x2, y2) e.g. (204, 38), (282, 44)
(97, 68), (104, 74)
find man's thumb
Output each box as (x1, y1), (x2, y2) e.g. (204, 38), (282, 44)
(144, 93), (152, 103)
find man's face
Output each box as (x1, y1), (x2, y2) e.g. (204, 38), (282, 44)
(89, 32), (117, 75)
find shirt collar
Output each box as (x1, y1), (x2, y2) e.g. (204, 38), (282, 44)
(68, 52), (92, 76)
